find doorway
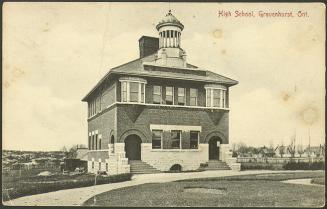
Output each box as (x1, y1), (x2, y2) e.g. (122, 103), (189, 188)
(209, 137), (221, 160)
(124, 134), (142, 160)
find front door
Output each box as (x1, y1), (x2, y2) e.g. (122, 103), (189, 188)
(124, 135), (141, 160)
(209, 137), (220, 160)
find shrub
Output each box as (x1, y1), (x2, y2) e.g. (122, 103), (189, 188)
(2, 173), (132, 201)
(283, 161), (325, 170)
(240, 163), (283, 170)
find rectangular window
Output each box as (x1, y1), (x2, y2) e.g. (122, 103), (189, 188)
(92, 161), (94, 169)
(213, 89), (221, 107)
(99, 139), (101, 150)
(190, 131), (199, 149)
(129, 82), (139, 102)
(222, 90), (226, 108)
(141, 83), (145, 103)
(190, 88), (198, 106)
(122, 82), (127, 102)
(106, 163), (108, 172)
(206, 89), (211, 107)
(152, 130), (162, 149)
(95, 134), (98, 150)
(91, 135), (94, 150)
(171, 130), (181, 149)
(177, 88), (185, 105)
(165, 86), (173, 105)
(153, 86), (162, 104)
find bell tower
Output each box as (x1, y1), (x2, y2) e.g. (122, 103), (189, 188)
(155, 10), (187, 67)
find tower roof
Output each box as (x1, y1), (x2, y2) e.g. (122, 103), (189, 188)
(156, 10), (184, 31)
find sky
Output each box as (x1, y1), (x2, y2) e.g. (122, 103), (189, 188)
(3, 2), (325, 151)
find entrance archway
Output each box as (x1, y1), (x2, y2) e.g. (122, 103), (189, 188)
(124, 134), (142, 160)
(208, 137), (222, 160)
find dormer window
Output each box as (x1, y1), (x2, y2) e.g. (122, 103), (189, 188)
(119, 77), (147, 103)
(205, 84), (228, 108)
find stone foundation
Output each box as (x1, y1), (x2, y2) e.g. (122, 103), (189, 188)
(87, 142), (236, 174)
(141, 143), (209, 171)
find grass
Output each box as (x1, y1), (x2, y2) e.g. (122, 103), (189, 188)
(2, 168), (132, 201)
(311, 177), (325, 185)
(83, 171), (325, 207)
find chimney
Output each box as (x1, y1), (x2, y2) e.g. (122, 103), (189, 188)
(138, 36), (159, 58)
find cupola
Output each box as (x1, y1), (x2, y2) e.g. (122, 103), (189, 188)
(154, 10), (187, 67)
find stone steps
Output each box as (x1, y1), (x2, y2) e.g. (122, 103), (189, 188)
(129, 160), (161, 174)
(203, 160), (231, 170)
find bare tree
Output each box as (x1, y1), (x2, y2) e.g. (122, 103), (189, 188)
(297, 144), (304, 157)
(288, 136), (296, 158)
(278, 141), (285, 158)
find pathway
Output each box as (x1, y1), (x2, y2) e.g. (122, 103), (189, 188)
(3, 170), (313, 206)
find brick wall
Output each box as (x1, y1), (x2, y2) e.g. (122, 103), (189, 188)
(116, 104), (229, 144)
(88, 107), (117, 150)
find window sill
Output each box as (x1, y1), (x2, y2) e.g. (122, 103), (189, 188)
(150, 149), (200, 152)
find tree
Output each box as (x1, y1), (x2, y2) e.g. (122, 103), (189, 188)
(297, 144), (304, 157)
(287, 136), (296, 158)
(237, 142), (248, 157)
(61, 146), (68, 153)
(67, 144), (87, 158)
(278, 141), (285, 158)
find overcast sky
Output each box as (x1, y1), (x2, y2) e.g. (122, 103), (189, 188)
(3, 2), (325, 151)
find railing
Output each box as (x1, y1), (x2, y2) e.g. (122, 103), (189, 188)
(237, 157), (325, 164)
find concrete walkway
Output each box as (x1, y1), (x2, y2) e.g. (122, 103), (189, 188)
(2, 170), (314, 206)
(282, 178), (325, 186)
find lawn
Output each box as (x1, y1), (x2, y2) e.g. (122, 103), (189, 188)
(84, 171), (325, 207)
(2, 168), (131, 201)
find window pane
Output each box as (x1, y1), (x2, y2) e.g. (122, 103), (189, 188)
(178, 88), (185, 96)
(206, 89), (211, 107)
(222, 90), (225, 108)
(153, 86), (161, 94)
(190, 131), (199, 149)
(141, 84), (145, 103)
(130, 92), (138, 102)
(153, 86), (161, 104)
(122, 82), (127, 102)
(166, 87), (173, 105)
(190, 88), (197, 97)
(152, 130), (162, 149)
(171, 131), (181, 149)
(130, 82), (139, 102)
(190, 98), (196, 106)
(213, 89), (220, 107)
(190, 88), (197, 106)
(178, 88), (185, 105)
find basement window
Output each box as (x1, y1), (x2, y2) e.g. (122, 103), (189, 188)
(190, 131), (199, 149)
(171, 130), (181, 149)
(152, 130), (162, 149)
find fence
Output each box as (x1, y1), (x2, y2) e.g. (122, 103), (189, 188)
(237, 157), (325, 164)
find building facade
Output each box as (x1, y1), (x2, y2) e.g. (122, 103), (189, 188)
(82, 11), (239, 175)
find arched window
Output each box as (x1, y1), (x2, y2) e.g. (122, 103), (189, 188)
(110, 136), (115, 144)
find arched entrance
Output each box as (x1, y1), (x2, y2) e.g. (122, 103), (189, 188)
(124, 134), (142, 160)
(208, 137), (222, 160)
